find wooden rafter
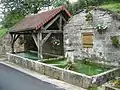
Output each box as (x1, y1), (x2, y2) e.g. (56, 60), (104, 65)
(61, 15), (67, 22)
(60, 14), (62, 31)
(44, 14), (60, 30)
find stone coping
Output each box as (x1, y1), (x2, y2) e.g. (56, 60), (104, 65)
(93, 68), (119, 77)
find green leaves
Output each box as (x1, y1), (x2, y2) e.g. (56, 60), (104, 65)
(2, 10), (24, 28)
(0, 0), (50, 28)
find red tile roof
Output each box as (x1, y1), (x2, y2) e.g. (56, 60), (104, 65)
(9, 5), (71, 32)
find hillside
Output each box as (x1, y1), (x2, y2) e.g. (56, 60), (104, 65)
(100, 3), (120, 15)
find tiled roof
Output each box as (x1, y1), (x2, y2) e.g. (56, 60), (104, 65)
(9, 6), (71, 33)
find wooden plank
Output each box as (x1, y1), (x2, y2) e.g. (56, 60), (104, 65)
(32, 34), (38, 48)
(42, 30), (63, 33)
(42, 33), (51, 45)
(44, 14), (60, 30)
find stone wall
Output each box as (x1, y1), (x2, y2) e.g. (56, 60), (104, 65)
(7, 52), (119, 89)
(0, 33), (25, 56)
(64, 9), (120, 66)
(0, 33), (11, 56)
(6, 52), (92, 89)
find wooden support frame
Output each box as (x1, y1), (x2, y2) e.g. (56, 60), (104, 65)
(10, 12), (67, 58)
(32, 33), (38, 48)
(61, 15), (67, 22)
(59, 14), (62, 31)
(37, 31), (43, 60)
(10, 33), (20, 53)
(42, 33), (51, 45)
(44, 14), (60, 30)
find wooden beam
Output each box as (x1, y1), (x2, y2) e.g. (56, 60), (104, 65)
(37, 32), (43, 60)
(41, 30), (63, 33)
(10, 33), (20, 53)
(10, 34), (14, 53)
(56, 22), (60, 30)
(61, 15), (67, 22)
(32, 34), (38, 48)
(42, 33), (51, 45)
(14, 34), (20, 42)
(44, 14), (60, 30)
(60, 14), (62, 31)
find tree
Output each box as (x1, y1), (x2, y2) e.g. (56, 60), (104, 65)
(53, 0), (69, 7)
(2, 10), (24, 28)
(0, 0), (48, 15)
(0, 0), (52, 28)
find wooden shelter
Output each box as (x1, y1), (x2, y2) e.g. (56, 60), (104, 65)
(9, 6), (71, 60)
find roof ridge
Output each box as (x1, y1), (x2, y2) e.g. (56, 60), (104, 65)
(26, 5), (65, 18)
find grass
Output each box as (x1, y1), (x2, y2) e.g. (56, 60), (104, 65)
(0, 28), (8, 39)
(100, 3), (120, 14)
(43, 60), (111, 76)
(56, 62), (110, 76)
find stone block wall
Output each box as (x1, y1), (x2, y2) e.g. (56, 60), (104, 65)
(64, 9), (120, 66)
(7, 53), (119, 89)
(0, 33), (11, 56)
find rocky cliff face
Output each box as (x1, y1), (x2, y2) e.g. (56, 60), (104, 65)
(64, 8), (120, 66)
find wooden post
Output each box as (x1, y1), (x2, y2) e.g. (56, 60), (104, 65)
(10, 33), (14, 53)
(37, 31), (43, 60)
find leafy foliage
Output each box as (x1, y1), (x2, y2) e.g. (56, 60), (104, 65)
(1, 0), (120, 28)
(100, 3), (120, 14)
(2, 10), (24, 28)
(0, 0), (49, 15)
(85, 12), (93, 21)
(0, 0), (52, 28)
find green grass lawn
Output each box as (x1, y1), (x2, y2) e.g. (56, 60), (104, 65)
(100, 3), (120, 14)
(0, 28), (8, 39)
